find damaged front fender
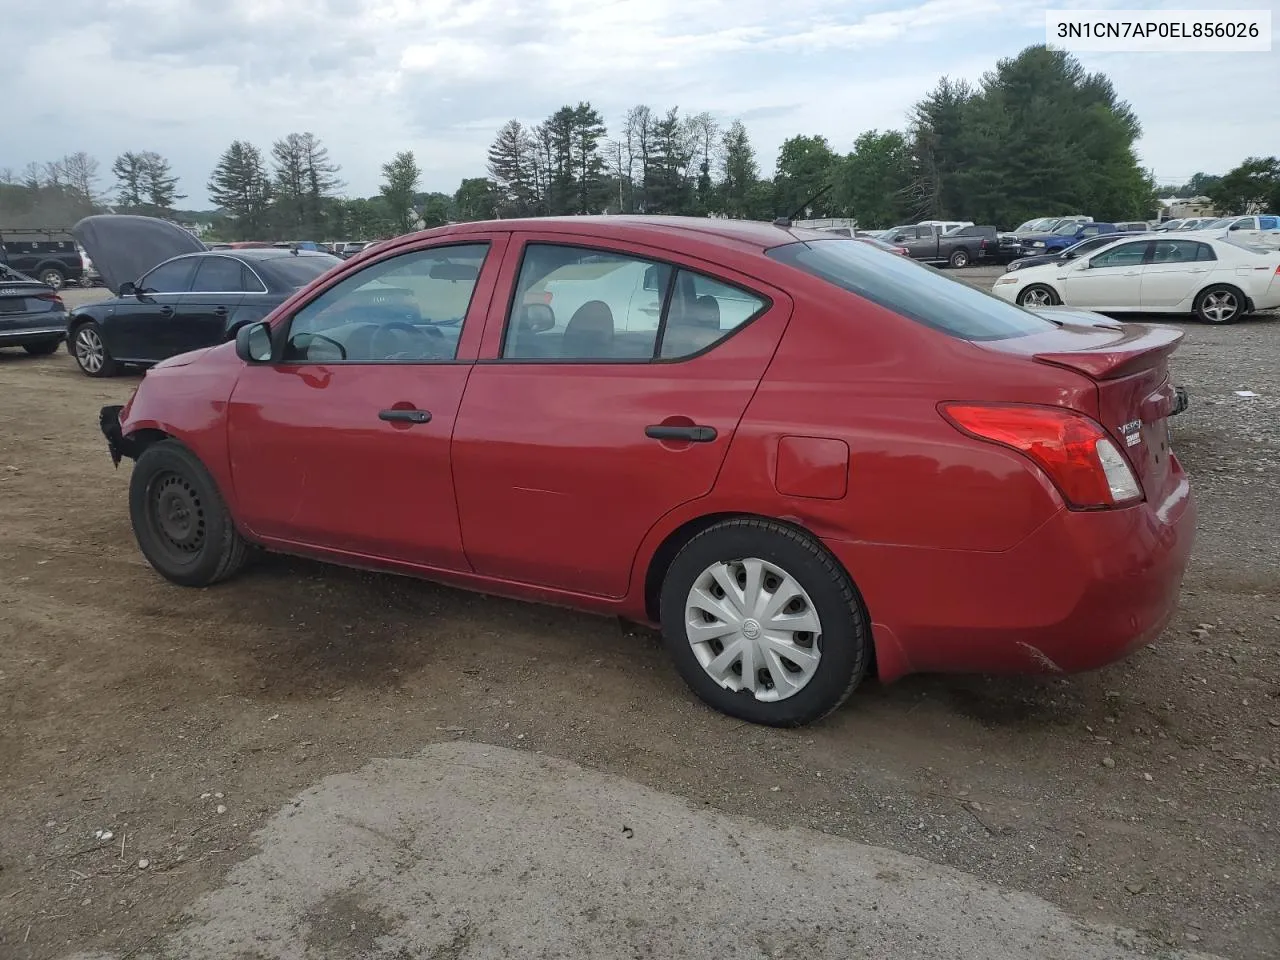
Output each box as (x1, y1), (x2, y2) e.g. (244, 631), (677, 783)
(99, 404), (144, 467)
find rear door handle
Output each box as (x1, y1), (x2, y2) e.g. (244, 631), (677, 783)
(645, 424), (717, 442)
(214, 306), (229, 316)
(159, 305), (174, 316)
(379, 408), (431, 424)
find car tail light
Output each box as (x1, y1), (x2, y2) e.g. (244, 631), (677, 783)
(939, 402), (1142, 509)
(35, 291), (64, 309)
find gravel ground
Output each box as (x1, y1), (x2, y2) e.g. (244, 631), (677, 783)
(0, 279), (1276, 960)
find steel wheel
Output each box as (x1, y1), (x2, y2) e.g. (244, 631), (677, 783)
(684, 557), (823, 702)
(1198, 289), (1238, 323)
(147, 471), (207, 564)
(39, 268), (64, 289)
(74, 325), (105, 373)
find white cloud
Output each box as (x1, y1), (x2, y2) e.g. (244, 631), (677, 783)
(2, 0), (1276, 206)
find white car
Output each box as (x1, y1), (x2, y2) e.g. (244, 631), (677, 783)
(1189, 214), (1280, 250)
(991, 234), (1280, 323)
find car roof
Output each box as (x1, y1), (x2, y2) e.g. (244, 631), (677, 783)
(399, 216), (828, 255)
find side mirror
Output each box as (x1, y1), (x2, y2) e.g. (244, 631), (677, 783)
(118, 281), (137, 297)
(891, 234), (908, 243)
(235, 321), (274, 363)
(516, 303), (555, 334)
(1075, 259), (1092, 270)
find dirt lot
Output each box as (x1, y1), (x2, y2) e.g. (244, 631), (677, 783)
(1, 283), (1277, 960)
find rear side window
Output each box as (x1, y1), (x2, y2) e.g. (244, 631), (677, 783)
(190, 256), (248, 292)
(767, 239), (1056, 341)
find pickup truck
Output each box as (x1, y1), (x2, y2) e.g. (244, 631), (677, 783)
(1016, 221), (1146, 257)
(880, 223), (998, 267)
(0, 228), (85, 289)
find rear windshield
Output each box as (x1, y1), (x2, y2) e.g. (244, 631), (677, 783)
(259, 253), (343, 288)
(767, 239), (1057, 341)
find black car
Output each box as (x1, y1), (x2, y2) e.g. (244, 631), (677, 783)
(0, 228), (85, 289)
(1004, 231), (1157, 272)
(68, 215), (342, 377)
(0, 263), (67, 356)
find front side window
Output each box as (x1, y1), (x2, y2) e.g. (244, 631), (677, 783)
(282, 243), (489, 363)
(1052, 223), (1082, 236)
(767, 238), (1056, 341)
(1089, 242), (1150, 268)
(140, 257), (197, 294)
(190, 256), (249, 293)
(501, 244), (767, 362)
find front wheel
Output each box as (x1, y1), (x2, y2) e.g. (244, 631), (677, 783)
(1017, 284), (1060, 308)
(70, 321), (118, 377)
(129, 440), (250, 587)
(659, 518), (871, 727)
(1194, 285), (1244, 324)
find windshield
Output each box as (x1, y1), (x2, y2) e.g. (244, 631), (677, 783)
(260, 253), (343, 288)
(1051, 223), (1081, 236)
(767, 239), (1056, 341)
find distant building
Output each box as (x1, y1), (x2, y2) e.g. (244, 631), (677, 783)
(1157, 196), (1216, 220)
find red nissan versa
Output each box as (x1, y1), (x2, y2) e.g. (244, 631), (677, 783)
(98, 216), (1195, 727)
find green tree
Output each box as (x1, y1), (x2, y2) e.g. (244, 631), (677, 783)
(645, 108), (695, 214)
(774, 135), (838, 218)
(271, 132), (342, 238)
(207, 141), (273, 240)
(112, 152), (147, 210)
(834, 130), (915, 228)
(139, 151), (184, 216)
(486, 119), (539, 215)
(717, 119), (759, 219)
(1209, 157), (1279, 214)
(380, 150), (421, 233)
(454, 177), (499, 221)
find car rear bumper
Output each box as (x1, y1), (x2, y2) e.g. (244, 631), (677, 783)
(0, 316), (67, 344)
(824, 460), (1196, 681)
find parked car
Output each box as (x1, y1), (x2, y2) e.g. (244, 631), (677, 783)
(0, 228), (85, 289)
(1011, 216), (1092, 238)
(851, 235), (910, 256)
(1016, 221), (1133, 257)
(97, 216), (1195, 727)
(77, 245), (104, 286)
(1198, 214), (1280, 248)
(67, 215), (342, 377)
(0, 263), (67, 355)
(881, 222), (996, 267)
(1005, 232), (1158, 272)
(992, 233), (1280, 322)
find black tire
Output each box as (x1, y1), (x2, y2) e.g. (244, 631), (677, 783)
(22, 339), (61, 356)
(128, 440), (250, 587)
(69, 320), (119, 377)
(1016, 283), (1060, 307)
(38, 267), (65, 289)
(948, 247), (970, 268)
(658, 518), (871, 727)
(1193, 284), (1245, 324)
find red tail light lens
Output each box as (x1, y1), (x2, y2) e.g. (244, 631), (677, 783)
(940, 402), (1142, 509)
(35, 291), (65, 309)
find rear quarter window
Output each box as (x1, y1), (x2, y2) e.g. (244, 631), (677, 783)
(767, 239), (1056, 341)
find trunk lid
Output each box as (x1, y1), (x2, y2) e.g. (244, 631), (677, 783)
(980, 308), (1184, 502)
(0, 278), (60, 315)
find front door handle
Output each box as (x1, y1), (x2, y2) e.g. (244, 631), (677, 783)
(645, 424), (717, 442)
(159, 305), (174, 316)
(213, 306), (229, 316)
(379, 408), (431, 424)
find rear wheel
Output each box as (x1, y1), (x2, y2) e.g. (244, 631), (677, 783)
(1194, 285), (1244, 324)
(659, 518), (871, 727)
(22, 340), (61, 356)
(38, 267), (65, 289)
(71, 321), (118, 377)
(948, 247), (970, 268)
(1017, 284), (1059, 308)
(129, 440), (250, 587)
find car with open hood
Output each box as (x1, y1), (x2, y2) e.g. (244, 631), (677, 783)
(96, 215), (1196, 728)
(67, 215), (342, 377)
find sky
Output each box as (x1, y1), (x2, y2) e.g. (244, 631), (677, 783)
(5, 0), (1278, 208)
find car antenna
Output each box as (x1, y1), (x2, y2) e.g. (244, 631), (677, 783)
(773, 182), (835, 229)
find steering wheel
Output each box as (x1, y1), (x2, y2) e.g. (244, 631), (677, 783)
(369, 321), (446, 360)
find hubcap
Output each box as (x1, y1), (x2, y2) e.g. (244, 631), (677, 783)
(684, 558), (823, 702)
(151, 474), (206, 555)
(1202, 291), (1237, 323)
(75, 328), (104, 373)
(42, 271), (63, 289)
(1022, 288), (1052, 307)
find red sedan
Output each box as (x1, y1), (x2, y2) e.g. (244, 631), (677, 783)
(99, 215), (1195, 727)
